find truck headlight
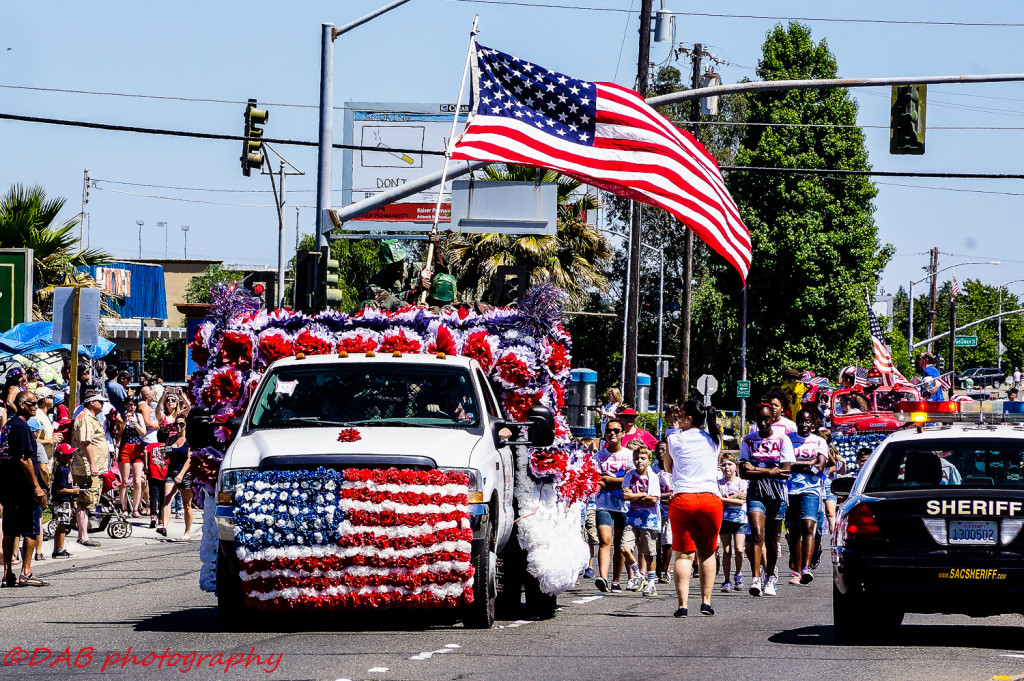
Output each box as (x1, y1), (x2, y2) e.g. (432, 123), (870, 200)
(440, 467), (484, 503)
(217, 467), (256, 505)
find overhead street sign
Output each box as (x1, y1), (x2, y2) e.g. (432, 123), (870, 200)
(954, 336), (978, 347)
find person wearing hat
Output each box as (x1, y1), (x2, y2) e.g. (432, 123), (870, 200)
(362, 238), (436, 311)
(49, 444), (79, 559)
(71, 391), (110, 548)
(31, 386), (62, 468)
(618, 407), (659, 450)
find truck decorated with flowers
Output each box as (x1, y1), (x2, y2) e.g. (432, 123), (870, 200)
(185, 284), (600, 629)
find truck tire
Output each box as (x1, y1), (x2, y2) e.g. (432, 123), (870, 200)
(462, 521), (496, 629)
(832, 584), (902, 643)
(217, 542), (253, 631)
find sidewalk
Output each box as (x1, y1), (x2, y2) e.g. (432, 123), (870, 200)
(33, 509), (206, 566)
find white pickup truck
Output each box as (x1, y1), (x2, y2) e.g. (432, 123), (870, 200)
(188, 352), (556, 629)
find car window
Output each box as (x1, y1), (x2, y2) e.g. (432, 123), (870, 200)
(476, 369), (500, 418)
(249, 364), (480, 429)
(864, 439), (1024, 492)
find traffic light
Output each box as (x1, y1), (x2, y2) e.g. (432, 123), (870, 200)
(494, 265), (529, 307)
(320, 246), (344, 306)
(890, 84), (926, 155)
(294, 249), (318, 313)
(241, 98), (269, 176)
(242, 271), (277, 310)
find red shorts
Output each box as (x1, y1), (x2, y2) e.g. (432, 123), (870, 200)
(118, 442), (146, 465)
(669, 492), (724, 554)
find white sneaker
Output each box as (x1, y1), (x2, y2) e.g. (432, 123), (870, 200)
(643, 580), (657, 597)
(626, 576), (645, 592)
(764, 575), (779, 596)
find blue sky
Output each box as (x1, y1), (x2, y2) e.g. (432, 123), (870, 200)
(2, 0), (1023, 298)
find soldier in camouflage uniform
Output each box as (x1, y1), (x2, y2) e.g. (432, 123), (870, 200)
(362, 239), (433, 311)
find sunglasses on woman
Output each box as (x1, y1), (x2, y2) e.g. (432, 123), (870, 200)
(606, 428), (623, 434)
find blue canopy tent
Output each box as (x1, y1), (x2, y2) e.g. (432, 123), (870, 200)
(0, 321), (114, 359)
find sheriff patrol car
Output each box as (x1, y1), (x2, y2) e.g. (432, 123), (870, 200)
(831, 399), (1024, 642)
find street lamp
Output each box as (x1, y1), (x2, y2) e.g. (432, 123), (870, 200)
(908, 260), (999, 357)
(181, 225), (190, 259)
(995, 279), (1024, 371)
(157, 221), (167, 258)
(135, 219), (144, 259)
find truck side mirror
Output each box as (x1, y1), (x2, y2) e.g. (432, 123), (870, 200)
(526, 406), (555, 448)
(185, 407), (215, 450)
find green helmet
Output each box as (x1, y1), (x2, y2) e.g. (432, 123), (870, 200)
(379, 239), (407, 265)
(429, 273), (457, 303)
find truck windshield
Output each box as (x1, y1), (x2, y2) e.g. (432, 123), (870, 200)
(864, 439), (1024, 492)
(249, 363), (480, 429)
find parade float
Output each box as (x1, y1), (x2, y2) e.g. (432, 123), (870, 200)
(185, 284), (600, 627)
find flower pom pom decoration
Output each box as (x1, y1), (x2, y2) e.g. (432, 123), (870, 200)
(336, 428), (361, 443)
(187, 283), (599, 599)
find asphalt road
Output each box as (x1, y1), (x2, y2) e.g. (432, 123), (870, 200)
(1, 520), (1023, 681)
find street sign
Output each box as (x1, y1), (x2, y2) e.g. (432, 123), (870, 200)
(999, 341), (1008, 355)
(736, 380), (751, 398)
(52, 287), (100, 346)
(696, 375), (718, 405)
(954, 335), (978, 347)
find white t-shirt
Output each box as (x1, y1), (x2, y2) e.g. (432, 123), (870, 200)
(666, 428), (720, 495)
(747, 416), (797, 438)
(740, 430), (796, 502)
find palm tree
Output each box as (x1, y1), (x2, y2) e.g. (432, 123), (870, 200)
(440, 165), (611, 309)
(0, 184), (111, 317)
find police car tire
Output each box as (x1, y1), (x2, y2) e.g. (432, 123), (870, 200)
(833, 584), (903, 643)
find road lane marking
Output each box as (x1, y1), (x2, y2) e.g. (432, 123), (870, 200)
(571, 595), (605, 604)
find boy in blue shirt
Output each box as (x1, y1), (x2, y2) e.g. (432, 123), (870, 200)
(50, 444), (79, 558)
(621, 446), (663, 597)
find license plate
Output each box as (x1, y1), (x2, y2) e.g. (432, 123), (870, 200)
(948, 520), (998, 545)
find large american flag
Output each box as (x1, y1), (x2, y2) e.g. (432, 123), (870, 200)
(451, 43), (752, 281)
(234, 468), (475, 612)
(867, 294), (908, 386)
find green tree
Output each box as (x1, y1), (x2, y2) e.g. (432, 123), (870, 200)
(440, 165), (611, 309)
(697, 22), (893, 389)
(184, 264), (243, 304)
(0, 184), (110, 316)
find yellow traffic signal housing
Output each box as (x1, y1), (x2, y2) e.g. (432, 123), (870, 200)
(890, 84), (926, 155)
(241, 98), (269, 176)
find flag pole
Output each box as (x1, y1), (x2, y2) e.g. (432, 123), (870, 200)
(421, 15), (479, 303)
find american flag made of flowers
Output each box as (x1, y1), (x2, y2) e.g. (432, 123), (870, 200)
(233, 468), (475, 611)
(452, 43), (752, 281)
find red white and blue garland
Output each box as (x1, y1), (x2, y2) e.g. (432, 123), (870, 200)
(191, 284), (599, 597)
(233, 467), (474, 611)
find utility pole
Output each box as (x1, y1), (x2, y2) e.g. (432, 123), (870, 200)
(80, 169), (90, 245)
(948, 290), (957, 375)
(623, 0), (653, 406)
(927, 247), (939, 354)
(679, 42), (702, 402)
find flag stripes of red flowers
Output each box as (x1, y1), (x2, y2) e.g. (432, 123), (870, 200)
(451, 43), (751, 281)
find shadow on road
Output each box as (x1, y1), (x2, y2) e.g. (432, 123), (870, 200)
(132, 607), (481, 634)
(770, 624), (1023, 649)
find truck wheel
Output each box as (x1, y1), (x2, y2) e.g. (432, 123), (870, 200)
(463, 522), (496, 629)
(217, 542), (253, 631)
(524, 572), (557, 619)
(833, 584), (902, 643)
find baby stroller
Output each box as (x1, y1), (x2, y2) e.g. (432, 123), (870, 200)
(46, 468), (133, 540)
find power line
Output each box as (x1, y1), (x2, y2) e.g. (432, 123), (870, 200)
(875, 181), (1024, 197)
(720, 167), (1024, 179)
(450, 0), (1024, 26)
(0, 112), (448, 155)
(682, 120), (1024, 131)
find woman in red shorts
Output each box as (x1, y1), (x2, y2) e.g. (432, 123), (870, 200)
(117, 397), (148, 517)
(664, 399), (723, 618)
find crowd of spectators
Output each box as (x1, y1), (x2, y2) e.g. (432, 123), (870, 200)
(0, 361), (192, 588)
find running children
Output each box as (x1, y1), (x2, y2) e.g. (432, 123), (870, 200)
(786, 408), (828, 585)
(739, 403), (795, 597)
(622, 446), (662, 596)
(718, 453), (747, 593)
